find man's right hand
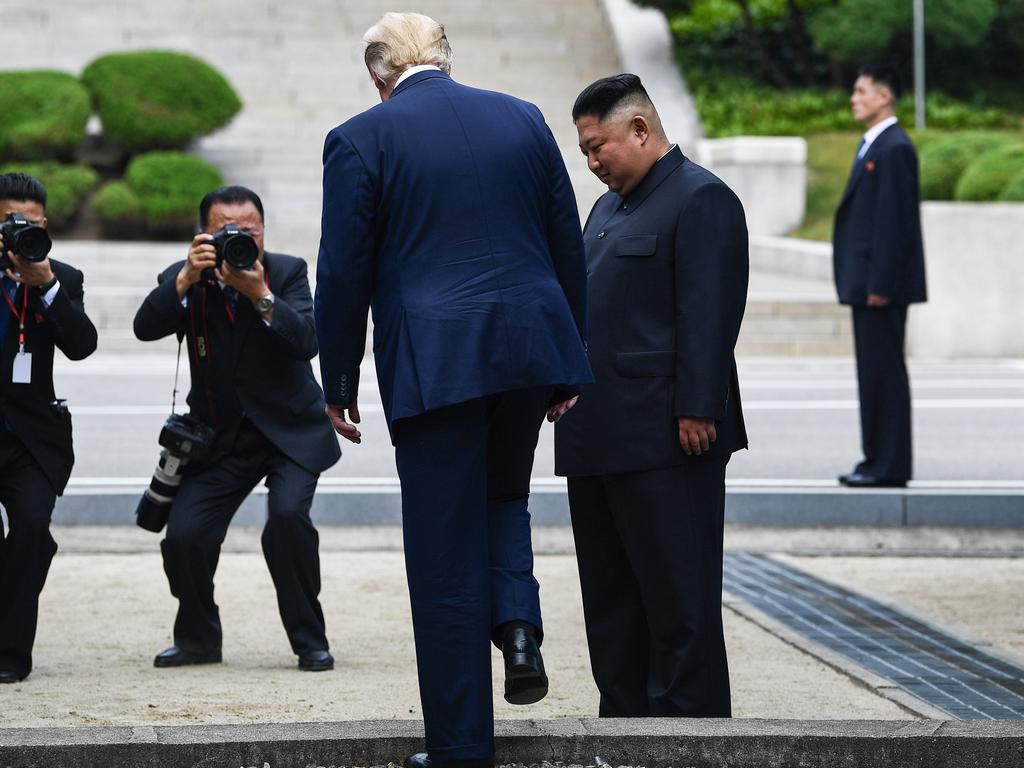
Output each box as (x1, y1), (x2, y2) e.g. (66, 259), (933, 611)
(175, 233), (217, 297)
(326, 401), (362, 443)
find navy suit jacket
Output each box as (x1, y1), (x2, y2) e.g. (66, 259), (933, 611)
(315, 70), (592, 428)
(833, 123), (927, 306)
(555, 148), (748, 476)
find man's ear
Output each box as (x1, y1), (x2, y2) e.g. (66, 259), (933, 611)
(632, 115), (650, 145)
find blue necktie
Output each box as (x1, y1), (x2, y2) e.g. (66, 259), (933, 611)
(854, 138), (867, 164)
(0, 277), (17, 343)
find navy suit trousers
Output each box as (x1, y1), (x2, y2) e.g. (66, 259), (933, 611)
(393, 386), (550, 761)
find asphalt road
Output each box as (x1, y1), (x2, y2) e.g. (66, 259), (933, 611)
(55, 354), (1024, 486)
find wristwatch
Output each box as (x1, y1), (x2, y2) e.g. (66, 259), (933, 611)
(254, 292), (275, 313)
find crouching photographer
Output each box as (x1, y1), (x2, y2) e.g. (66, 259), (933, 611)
(0, 173), (97, 683)
(133, 186), (341, 672)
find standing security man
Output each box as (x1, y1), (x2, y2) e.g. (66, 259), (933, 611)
(134, 186), (340, 672)
(316, 13), (591, 768)
(0, 172), (97, 683)
(835, 65), (927, 488)
(554, 75), (748, 718)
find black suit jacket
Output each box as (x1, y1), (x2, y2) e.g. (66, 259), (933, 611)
(0, 259), (98, 494)
(555, 147), (749, 477)
(133, 252), (341, 475)
(833, 123), (927, 306)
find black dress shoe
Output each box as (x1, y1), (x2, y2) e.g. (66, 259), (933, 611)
(153, 645), (222, 668)
(501, 624), (548, 705)
(0, 669), (26, 684)
(298, 649), (334, 671)
(838, 472), (907, 488)
(403, 753), (493, 768)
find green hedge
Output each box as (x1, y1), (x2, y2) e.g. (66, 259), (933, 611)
(0, 162), (99, 230)
(0, 71), (91, 161)
(93, 151), (223, 235)
(955, 144), (1024, 201)
(998, 172), (1024, 202)
(81, 51), (242, 152)
(919, 133), (1016, 200)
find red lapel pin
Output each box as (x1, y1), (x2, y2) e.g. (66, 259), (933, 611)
(865, 161), (876, 172)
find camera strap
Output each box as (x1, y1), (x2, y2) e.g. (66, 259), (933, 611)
(171, 334), (183, 414)
(2, 283), (29, 354)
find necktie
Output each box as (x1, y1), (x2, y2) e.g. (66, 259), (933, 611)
(224, 286), (239, 316)
(855, 138), (867, 162)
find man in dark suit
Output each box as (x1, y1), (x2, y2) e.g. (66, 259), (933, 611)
(834, 64), (927, 489)
(0, 172), (97, 683)
(554, 75), (748, 718)
(315, 13), (592, 768)
(134, 186), (341, 672)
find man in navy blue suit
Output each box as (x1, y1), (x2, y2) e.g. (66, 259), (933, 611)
(833, 65), (927, 488)
(315, 13), (592, 768)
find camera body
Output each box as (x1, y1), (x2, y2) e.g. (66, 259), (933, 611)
(135, 413), (216, 532)
(0, 212), (52, 271)
(201, 225), (259, 281)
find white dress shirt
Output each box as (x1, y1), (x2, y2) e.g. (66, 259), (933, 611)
(858, 115), (898, 159)
(394, 64), (442, 90)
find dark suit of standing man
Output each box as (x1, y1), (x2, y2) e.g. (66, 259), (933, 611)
(834, 65), (927, 489)
(315, 13), (591, 768)
(134, 186), (340, 672)
(0, 172), (97, 682)
(554, 75), (748, 718)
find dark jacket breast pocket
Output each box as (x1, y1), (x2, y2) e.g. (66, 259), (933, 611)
(614, 350), (675, 378)
(615, 234), (657, 258)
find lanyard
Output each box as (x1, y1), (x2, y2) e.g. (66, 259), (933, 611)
(2, 283), (28, 353)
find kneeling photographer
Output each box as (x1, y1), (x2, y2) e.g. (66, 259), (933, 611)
(0, 173), (97, 683)
(133, 186), (340, 672)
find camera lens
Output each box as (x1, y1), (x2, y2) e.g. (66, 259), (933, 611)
(223, 234), (258, 270)
(14, 226), (52, 262)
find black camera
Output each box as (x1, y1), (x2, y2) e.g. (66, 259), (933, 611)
(201, 225), (259, 281)
(0, 212), (52, 270)
(135, 413), (216, 533)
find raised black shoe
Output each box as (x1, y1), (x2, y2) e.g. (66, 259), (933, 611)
(838, 472), (907, 488)
(403, 753), (493, 768)
(153, 645), (222, 668)
(501, 624), (548, 705)
(298, 649), (334, 671)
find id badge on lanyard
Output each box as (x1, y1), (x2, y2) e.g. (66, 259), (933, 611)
(4, 284), (31, 384)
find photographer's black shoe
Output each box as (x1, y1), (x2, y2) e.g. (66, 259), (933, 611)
(298, 649), (334, 672)
(501, 624), (548, 705)
(153, 645), (222, 668)
(0, 669), (26, 684)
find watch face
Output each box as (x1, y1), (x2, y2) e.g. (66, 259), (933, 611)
(257, 295), (274, 311)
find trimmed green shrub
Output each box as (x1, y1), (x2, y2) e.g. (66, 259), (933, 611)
(81, 51), (242, 152)
(0, 71), (91, 161)
(91, 181), (143, 227)
(998, 171), (1024, 202)
(0, 161), (99, 230)
(919, 133), (1016, 200)
(955, 144), (1024, 201)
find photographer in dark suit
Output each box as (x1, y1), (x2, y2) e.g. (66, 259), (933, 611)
(554, 75), (748, 717)
(834, 64), (927, 489)
(134, 186), (341, 672)
(0, 172), (97, 683)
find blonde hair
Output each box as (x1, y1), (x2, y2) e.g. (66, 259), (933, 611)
(363, 12), (453, 85)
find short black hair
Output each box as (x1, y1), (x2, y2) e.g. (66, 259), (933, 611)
(857, 64), (903, 101)
(0, 172), (47, 210)
(572, 73), (652, 122)
(199, 185), (264, 229)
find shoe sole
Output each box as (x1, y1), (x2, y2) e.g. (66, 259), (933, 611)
(298, 662), (335, 672)
(504, 655), (548, 705)
(153, 654), (222, 668)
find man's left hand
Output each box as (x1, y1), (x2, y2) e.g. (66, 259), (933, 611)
(5, 253), (55, 287)
(218, 259), (267, 302)
(546, 395), (578, 423)
(678, 416), (716, 456)
(866, 293), (891, 308)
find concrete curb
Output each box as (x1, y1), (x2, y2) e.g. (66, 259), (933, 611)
(1, 719), (1021, 768)
(54, 488), (1024, 528)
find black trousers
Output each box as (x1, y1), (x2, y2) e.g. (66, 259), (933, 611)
(852, 305), (912, 482)
(393, 386), (551, 762)
(568, 457), (731, 718)
(161, 419), (328, 655)
(0, 430), (58, 678)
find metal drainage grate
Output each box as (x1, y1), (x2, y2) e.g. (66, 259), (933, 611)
(723, 551), (1024, 719)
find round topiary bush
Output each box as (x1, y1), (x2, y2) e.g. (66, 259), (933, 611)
(93, 151), (223, 237)
(998, 171), (1024, 202)
(955, 144), (1024, 202)
(81, 51), (242, 153)
(920, 132), (1015, 200)
(0, 71), (91, 161)
(0, 161), (99, 230)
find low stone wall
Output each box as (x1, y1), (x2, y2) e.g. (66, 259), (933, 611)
(698, 137), (807, 236)
(908, 202), (1024, 359)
